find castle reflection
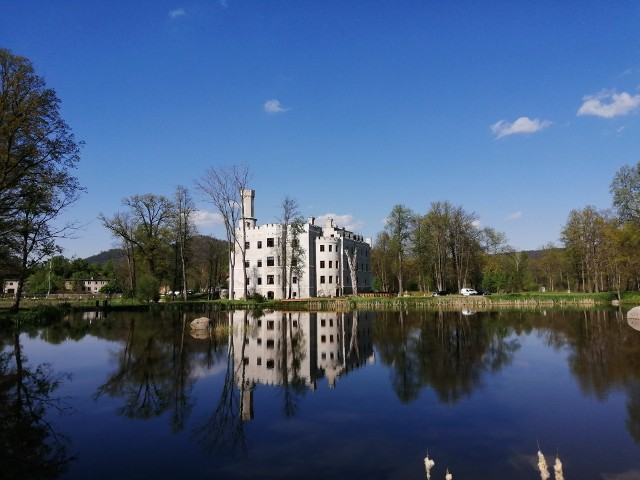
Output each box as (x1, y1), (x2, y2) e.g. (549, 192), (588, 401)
(230, 311), (375, 419)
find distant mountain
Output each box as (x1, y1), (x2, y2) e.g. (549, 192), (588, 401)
(84, 248), (124, 265)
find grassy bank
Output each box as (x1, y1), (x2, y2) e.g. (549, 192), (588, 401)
(1, 291), (638, 324)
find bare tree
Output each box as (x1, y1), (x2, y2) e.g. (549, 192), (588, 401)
(277, 196), (305, 299)
(173, 186), (197, 301)
(195, 164), (251, 299)
(288, 219), (306, 298)
(98, 211), (137, 291)
(344, 244), (359, 296)
(99, 194), (173, 295)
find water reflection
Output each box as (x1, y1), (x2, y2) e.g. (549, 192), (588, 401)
(375, 309), (521, 403)
(6, 307), (640, 478)
(233, 310), (374, 396)
(0, 332), (75, 478)
(94, 313), (201, 431)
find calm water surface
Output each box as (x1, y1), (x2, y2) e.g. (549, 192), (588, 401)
(2, 308), (640, 479)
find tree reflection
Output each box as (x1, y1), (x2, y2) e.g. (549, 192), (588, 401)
(0, 332), (75, 478)
(94, 315), (195, 425)
(375, 309), (520, 403)
(281, 312), (307, 418)
(192, 311), (247, 456)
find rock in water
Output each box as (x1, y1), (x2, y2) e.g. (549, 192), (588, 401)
(190, 317), (211, 330)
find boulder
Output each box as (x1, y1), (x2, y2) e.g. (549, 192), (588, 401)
(190, 317), (211, 330)
(628, 307), (640, 320)
(627, 307), (640, 332)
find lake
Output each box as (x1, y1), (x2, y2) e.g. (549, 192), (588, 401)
(2, 307), (640, 479)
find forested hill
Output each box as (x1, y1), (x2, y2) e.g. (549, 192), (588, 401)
(84, 249), (123, 264)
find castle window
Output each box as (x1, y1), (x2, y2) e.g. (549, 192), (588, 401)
(320, 261), (325, 268)
(320, 276), (325, 284)
(257, 260), (262, 267)
(329, 276), (333, 284)
(320, 245), (325, 252)
(267, 257), (275, 266)
(329, 261), (332, 268)
(257, 277), (262, 285)
(267, 275), (274, 284)
(258, 241), (262, 248)
(267, 237), (274, 247)
(245, 241), (250, 249)
(329, 245), (332, 252)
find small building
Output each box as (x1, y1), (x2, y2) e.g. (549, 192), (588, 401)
(231, 190), (373, 299)
(2, 279), (19, 297)
(64, 278), (110, 294)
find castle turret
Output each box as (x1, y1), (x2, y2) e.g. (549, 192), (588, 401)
(241, 189), (256, 228)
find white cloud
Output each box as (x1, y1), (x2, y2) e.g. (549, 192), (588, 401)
(506, 211), (522, 221)
(577, 90), (640, 118)
(194, 210), (223, 228)
(317, 213), (363, 233)
(264, 99), (289, 114)
(491, 117), (552, 139)
(169, 8), (186, 19)
(472, 219), (481, 228)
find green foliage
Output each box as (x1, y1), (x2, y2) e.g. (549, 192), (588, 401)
(136, 275), (160, 303)
(100, 279), (123, 294)
(251, 291), (266, 303)
(25, 269), (63, 294)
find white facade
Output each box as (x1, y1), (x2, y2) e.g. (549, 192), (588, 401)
(231, 190), (373, 300)
(2, 279), (19, 296)
(63, 278), (109, 293)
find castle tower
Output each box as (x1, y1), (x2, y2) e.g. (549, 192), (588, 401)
(241, 189), (256, 228)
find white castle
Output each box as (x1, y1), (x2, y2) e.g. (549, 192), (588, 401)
(231, 190), (373, 300)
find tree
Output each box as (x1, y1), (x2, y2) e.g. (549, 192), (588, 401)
(561, 206), (610, 293)
(611, 162), (640, 224)
(98, 211), (137, 292)
(172, 186), (197, 301)
(195, 164), (251, 299)
(385, 204), (415, 295)
(288, 219), (306, 298)
(99, 194), (173, 294)
(371, 231), (394, 292)
(344, 244), (359, 296)
(277, 196), (304, 299)
(1, 49), (83, 311)
(385, 205), (415, 295)
(193, 235), (228, 299)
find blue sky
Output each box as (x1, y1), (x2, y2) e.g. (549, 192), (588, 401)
(2, 1), (640, 258)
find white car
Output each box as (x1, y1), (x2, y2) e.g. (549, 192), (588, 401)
(460, 288), (478, 296)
